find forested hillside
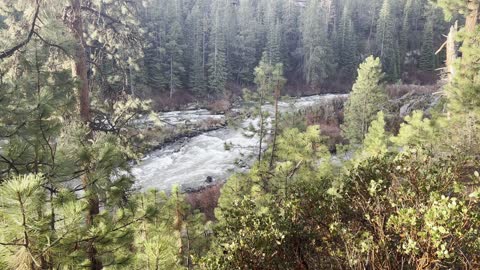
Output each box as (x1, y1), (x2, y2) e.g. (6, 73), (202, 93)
(136, 0), (448, 103)
(0, 0), (479, 269)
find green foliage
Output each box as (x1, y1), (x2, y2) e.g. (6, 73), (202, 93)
(229, 0), (259, 84)
(141, 0), (186, 96)
(354, 111), (388, 162)
(207, 0), (228, 97)
(390, 110), (437, 148)
(342, 56), (387, 145)
(334, 150), (480, 269)
(132, 0), (450, 96)
(337, 2), (358, 78)
(243, 58), (286, 161)
(0, 174), (48, 269)
(431, 0), (472, 19)
(202, 126), (335, 269)
(132, 189), (184, 269)
(419, 5), (436, 71)
(0, 1), (478, 269)
(376, 0), (400, 80)
(400, 0), (415, 65)
(446, 27), (480, 115)
(301, 0), (336, 87)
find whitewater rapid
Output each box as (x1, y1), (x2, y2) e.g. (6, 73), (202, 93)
(132, 94), (347, 191)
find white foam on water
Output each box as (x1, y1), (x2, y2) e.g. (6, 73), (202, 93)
(133, 94), (348, 191)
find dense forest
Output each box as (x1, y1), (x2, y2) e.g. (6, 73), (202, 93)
(138, 0), (449, 105)
(136, 0), (445, 97)
(0, 0), (479, 269)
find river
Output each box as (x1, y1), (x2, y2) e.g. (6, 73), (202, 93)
(132, 94), (347, 191)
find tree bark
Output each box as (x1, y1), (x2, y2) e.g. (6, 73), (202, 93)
(69, 1), (101, 269)
(70, 0), (91, 123)
(446, 22), (458, 81)
(269, 82), (280, 170)
(465, 0), (479, 33)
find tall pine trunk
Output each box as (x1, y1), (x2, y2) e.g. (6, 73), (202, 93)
(465, 0), (479, 33)
(269, 82), (280, 170)
(71, 0), (90, 123)
(69, 1), (102, 269)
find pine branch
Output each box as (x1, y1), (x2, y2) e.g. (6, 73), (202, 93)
(0, 0), (40, 59)
(33, 31), (72, 57)
(0, 154), (19, 174)
(0, 241), (25, 247)
(80, 5), (122, 26)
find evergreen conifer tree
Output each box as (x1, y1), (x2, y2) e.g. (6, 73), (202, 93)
(231, 0), (260, 84)
(342, 56), (387, 145)
(338, 2), (358, 78)
(419, 6), (436, 71)
(207, 0), (228, 97)
(400, 0), (414, 69)
(357, 111), (388, 161)
(300, 0), (335, 88)
(376, 0), (400, 80)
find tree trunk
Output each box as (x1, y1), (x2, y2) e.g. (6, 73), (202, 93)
(446, 22), (458, 82)
(70, 0), (90, 123)
(130, 66), (135, 96)
(170, 56), (174, 99)
(258, 96), (264, 163)
(69, 1), (102, 269)
(269, 82), (280, 170)
(465, 0), (479, 33)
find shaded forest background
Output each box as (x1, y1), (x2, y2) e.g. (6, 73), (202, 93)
(130, 0), (449, 109)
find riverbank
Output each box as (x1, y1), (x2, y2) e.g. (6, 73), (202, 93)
(132, 94), (349, 192)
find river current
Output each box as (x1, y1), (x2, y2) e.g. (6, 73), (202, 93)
(132, 94), (347, 191)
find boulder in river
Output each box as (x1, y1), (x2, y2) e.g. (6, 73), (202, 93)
(205, 176), (213, 183)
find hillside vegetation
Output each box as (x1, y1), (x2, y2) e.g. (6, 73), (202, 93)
(0, 0), (479, 269)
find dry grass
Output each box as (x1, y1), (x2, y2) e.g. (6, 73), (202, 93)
(150, 90), (196, 111)
(386, 84), (439, 99)
(185, 183), (223, 221)
(305, 104), (346, 152)
(206, 99), (231, 114)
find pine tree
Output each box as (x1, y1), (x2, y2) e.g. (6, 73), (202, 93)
(434, 0), (480, 153)
(141, 0), (165, 91)
(357, 111), (388, 161)
(133, 189), (183, 269)
(0, 2), (150, 268)
(207, 0), (228, 97)
(400, 0), (414, 69)
(224, 0), (241, 83)
(265, 21), (283, 65)
(376, 0), (400, 80)
(165, 0), (186, 98)
(419, 6), (436, 71)
(280, 0), (302, 75)
(432, 0), (479, 26)
(243, 56), (285, 165)
(337, 2), (358, 79)
(342, 56), (387, 145)
(390, 110), (436, 148)
(186, 0), (209, 95)
(264, 0), (283, 66)
(201, 126), (332, 269)
(231, 0), (259, 84)
(300, 0), (335, 88)
(0, 175), (49, 269)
